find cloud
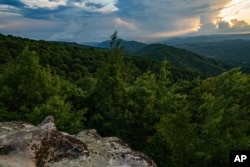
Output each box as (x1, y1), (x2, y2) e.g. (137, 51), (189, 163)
(0, 5), (22, 29)
(231, 19), (249, 28)
(197, 18), (250, 34)
(217, 20), (231, 29)
(51, 16), (139, 42)
(19, 0), (67, 9)
(226, 19), (250, 33)
(1, 0), (250, 43)
(0, 4), (20, 15)
(115, 0), (233, 37)
(0, 4), (64, 39)
(141, 28), (198, 43)
(114, 18), (137, 30)
(73, 0), (118, 13)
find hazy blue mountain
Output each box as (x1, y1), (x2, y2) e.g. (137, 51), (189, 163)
(98, 39), (147, 54)
(174, 39), (250, 65)
(164, 33), (250, 44)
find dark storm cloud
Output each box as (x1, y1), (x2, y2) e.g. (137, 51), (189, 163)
(0, 0), (25, 7)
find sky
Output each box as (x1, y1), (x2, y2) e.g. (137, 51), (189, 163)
(0, 0), (250, 43)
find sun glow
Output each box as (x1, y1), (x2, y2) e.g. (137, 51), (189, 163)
(219, 0), (250, 25)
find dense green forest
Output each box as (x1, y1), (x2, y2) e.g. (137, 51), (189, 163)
(96, 38), (233, 76)
(0, 32), (249, 167)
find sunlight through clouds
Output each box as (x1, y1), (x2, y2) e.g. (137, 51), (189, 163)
(219, 0), (250, 24)
(0, 0), (250, 42)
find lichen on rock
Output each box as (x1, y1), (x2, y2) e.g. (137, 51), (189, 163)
(0, 116), (157, 167)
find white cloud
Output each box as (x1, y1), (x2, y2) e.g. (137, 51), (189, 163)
(73, 0), (118, 13)
(114, 18), (137, 30)
(0, 5), (20, 15)
(0, 5), (22, 29)
(51, 16), (140, 42)
(0, 4), (64, 39)
(20, 0), (67, 9)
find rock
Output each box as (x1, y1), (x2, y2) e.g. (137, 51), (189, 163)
(0, 116), (157, 167)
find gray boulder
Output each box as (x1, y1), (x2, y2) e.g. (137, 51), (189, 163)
(0, 116), (157, 167)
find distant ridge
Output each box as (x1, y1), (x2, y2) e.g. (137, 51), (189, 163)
(96, 39), (234, 76)
(164, 33), (250, 44)
(98, 39), (147, 54)
(0, 33), (233, 77)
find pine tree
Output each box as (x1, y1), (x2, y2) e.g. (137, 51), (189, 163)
(87, 31), (128, 137)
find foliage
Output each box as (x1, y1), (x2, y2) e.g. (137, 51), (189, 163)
(87, 31), (129, 137)
(135, 44), (232, 76)
(0, 33), (249, 166)
(188, 68), (250, 166)
(0, 48), (85, 133)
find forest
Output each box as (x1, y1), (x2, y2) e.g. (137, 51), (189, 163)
(0, 32), (250, 167)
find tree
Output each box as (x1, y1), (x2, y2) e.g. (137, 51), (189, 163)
(87, 31), (129, 137)
(0, 48), (85, 133)
(126, 71), (157, 149)
(145, 61), (194, 167)
(0, 48), (56, 114)
(189, 68), (250, 166)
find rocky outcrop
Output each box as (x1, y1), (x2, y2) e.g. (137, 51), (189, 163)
(0, 116), (157, 167)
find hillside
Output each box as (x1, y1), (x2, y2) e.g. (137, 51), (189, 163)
(0, 33), (232, 80)
(0, 34), (193, 82)
(97, 38), (233, 76)
(135, 44), (232, 76)
(173, 39), (250, 69)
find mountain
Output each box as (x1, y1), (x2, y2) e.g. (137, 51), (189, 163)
(164, 34), (250, 72)
(174, 39), (250, 66)
(97, 38), (233, 75)
(0, 33), (233, 78)
(98, 39), (147, 54)
(82, 42), (100, 47)
(135, 44), (233, 76)
(164, 33), (250, 44)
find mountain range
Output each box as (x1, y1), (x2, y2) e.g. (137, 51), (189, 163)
(97, 33), (250, 72)
(163, 33), (250, 44)
(3, 33), (250, 77)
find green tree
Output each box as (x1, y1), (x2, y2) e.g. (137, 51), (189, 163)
(155, 107), (195, 167)
(0, 48), (56, 114)
(145, 61), (194, 167)
(87, 31), (129, 137)
(0, 48), (85, 133)
(189, 68), (250, 166)
(127, 71), (157, 149)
